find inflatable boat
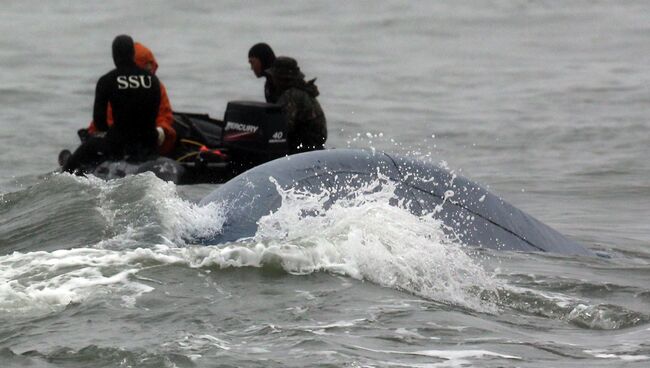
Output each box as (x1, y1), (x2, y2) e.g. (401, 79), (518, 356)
(59, 101), (290, 184)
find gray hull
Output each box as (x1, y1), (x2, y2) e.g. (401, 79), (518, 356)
(200, 149), (592, 256)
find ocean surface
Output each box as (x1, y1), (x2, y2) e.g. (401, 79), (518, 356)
(1, 1), (649, 367)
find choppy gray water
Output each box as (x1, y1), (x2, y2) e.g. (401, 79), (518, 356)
(1, 1), (649, 367)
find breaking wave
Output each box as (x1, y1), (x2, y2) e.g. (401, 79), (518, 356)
(0, 173), (500, 315)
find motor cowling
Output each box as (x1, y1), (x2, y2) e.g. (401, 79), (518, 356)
(223, 101), (288, 163)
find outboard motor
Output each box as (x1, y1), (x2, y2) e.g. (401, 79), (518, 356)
(223, 101), (288, 170)
(169, 101), (289, 183)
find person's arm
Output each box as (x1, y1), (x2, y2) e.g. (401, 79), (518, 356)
(278, 91), (298, 135)
(92, 75), (110, 132)
(156, 83), (176, 154)
(87, 103), (114, 135)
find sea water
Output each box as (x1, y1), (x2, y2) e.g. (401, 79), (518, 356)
(1, 1), (649, 367)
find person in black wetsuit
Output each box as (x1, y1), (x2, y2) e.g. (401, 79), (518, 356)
(266, 56), (327, 153)
(248, 43), (277, 103)
(63, 34), (161, 173)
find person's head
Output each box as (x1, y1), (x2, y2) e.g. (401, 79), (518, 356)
(112, 34), (135, 68)
(265, 56), (304, 91)
(134, 42), (159, 74)
(248, 43), (275, 78)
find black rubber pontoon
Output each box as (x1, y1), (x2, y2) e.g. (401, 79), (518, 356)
(81, 157), (186, 183)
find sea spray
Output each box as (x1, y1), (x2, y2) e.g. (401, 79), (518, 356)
(0, 172), (500, 314)
(245, 175), (501, 311)
(66, 172), (227, 248)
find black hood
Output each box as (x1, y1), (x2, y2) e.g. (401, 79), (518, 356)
(248, 43), (276, 70)
(298, 78), (320, 97)
(112, 35), (135, 68)
(266, 56), (316, 96)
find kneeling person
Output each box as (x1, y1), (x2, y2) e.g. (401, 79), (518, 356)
(64, 35), (161, 173)
(83, 41), (176, 156)
(266, 57), (327, 154)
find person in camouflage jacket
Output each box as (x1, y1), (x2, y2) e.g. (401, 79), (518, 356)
(266, 56), (327, 153)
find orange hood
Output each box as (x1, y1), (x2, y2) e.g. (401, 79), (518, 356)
(134, 42), (158, 74)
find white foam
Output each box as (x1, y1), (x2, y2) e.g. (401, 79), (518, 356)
(64, 173), (227, 247)
(0, 248), (154, 313)
(0, 244), (239, 313)
(352, 344), (521, 366)
(139, 176), (226, 242)
(0, 174), (499, 314)
(244, 176), (500, 311)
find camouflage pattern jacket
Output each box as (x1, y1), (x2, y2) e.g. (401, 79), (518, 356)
(276, 80), (327, 153)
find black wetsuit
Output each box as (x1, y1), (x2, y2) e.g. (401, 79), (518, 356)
(93, 65), (161, 152)
(64, 36), (161, 173)
(263, 72), (278, 103)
